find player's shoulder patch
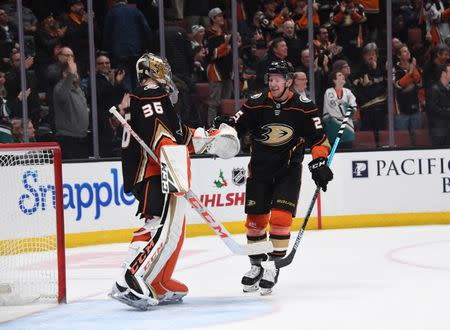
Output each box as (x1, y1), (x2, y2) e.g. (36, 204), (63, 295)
(299, 94), (311, 103)
(250, 92), (263, 99)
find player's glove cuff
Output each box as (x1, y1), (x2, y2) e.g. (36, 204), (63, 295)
(213, 116), (236, 129)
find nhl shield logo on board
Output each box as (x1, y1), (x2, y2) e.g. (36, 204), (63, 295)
(232, 167), (246, 186)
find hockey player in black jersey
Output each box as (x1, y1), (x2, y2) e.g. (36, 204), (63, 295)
(216, 60), (334, 295)
(109, 53), (240, 310)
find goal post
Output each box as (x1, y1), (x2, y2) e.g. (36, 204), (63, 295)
(0, 142), (66, 305)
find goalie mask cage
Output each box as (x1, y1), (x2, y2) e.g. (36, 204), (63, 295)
(0, 143), (66, 305)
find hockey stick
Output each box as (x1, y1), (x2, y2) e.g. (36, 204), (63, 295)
(109, 106), (273, 256)
(265, 105), (355, 269)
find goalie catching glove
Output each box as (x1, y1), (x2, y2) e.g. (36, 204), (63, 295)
(308, 157), (333, 192)
(192, 123), (240, 159)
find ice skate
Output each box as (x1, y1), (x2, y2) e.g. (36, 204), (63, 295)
(259, 267), (279, 295)
(241, 264), (264, 292)
(109, 280), (159, 310)
(153, 279), (188, 304)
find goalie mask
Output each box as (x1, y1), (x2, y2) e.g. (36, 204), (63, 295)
(136, 53), (179, 105)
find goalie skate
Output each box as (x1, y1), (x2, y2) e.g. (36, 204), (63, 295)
(241, 264), (264, 292)
(259, 267), (279, 296)
(109, 282), (159, 310)
(154, 279), (188, 304)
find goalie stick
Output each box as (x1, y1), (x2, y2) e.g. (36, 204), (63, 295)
(265, 105), (355, 270)
(109, 106), (273, 256)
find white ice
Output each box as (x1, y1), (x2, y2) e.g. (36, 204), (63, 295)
(1, 225), (450, 330)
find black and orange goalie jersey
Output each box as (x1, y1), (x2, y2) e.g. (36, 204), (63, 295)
(234, 90), (331, 179)
(121, 84), (194, 193)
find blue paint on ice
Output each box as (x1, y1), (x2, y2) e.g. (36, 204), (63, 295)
(2, 297), (271, 330)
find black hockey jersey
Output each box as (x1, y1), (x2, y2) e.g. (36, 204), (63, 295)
(234, 90), (330, 179)
(121, 84), (193, 193)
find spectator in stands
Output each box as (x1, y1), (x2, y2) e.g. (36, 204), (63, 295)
(0, 70), (6, 97)
(296, 47), (327, 109)
(423, 44), (450, 91)
(392, 37), (403, 54)
(205, 7), (233, 127)
(0, 0), (37, 56)
(94, 53), (126, 157)
(323, 70), (358, 148)
(184, 0), (210, 28)
(10, 117), (36, 143)
(332, 59), (352, 88)
(191, 24), (205, 49)
(53, 56), (90, 159)
(426, 63), (450, 146)
(240, 11), (266, 50)
(273, 6), (293, 28)
(424, 0), (450, 47)
(5, 52), (43, 125)
(292, 0), (320, 42)
(281, 19), (305, 68)
(331, 0), (366, 65)
(394, 44), (423, 133)
(0, 8), (18, 72)
(252, 37), (288, 91)
(314, 25), (344, 65)
(102, 0), (152, 91)
(34, 11), (67, 92)
(292, 70), (310, 98)
(192, 45), (207, 83)
(0, 76), (13, 143)
(163, 24), (200, 126)
(62, 0), (94, 79)
(352, 42), (387, 144)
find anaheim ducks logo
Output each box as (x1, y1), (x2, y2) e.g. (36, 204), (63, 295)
(255, 124), (294, 146)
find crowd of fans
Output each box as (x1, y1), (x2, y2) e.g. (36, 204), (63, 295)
(0, 0), (449, 159)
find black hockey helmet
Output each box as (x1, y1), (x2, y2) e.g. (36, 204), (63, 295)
(265, 60), (294, 83)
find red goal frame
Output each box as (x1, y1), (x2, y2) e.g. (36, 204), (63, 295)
(0, 142), (66, 304)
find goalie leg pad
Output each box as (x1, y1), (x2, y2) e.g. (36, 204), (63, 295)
(160, 145), (190, 194)
(111, 196), (186, 309)
(151, 217), (188, 303)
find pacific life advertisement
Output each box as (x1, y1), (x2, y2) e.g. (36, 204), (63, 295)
(7, 149), (450, 247)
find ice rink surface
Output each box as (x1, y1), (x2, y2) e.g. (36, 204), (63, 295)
(1, 225), (449, 330)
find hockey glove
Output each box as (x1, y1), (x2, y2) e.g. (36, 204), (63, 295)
(213, 115), (236, 129)
(308, 157), (333, 192)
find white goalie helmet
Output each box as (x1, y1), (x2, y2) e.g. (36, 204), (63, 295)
(136, 53), (179, 104)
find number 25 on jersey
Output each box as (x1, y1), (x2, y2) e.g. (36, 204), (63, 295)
(142, 102), (163, 118)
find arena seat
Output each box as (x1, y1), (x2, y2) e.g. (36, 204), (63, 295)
(220, 99), (245, 116)
(412, 128), (432, 147)
(353, 131), (376, 149)
(378, 130), (412, 148)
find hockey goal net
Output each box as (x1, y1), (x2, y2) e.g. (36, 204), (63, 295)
(0, 143), (66, 305)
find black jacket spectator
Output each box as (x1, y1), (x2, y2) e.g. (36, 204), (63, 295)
(251, 37), (288, 92)
(102, 0), (152, 91)
(426, 64), (450, 146)
(62, 1), (95, 78)
(34, 13), (66, 92)
(5, 54), (42, 124)
(94, 70), (126, 157)
(331, 0), (366, 64)
(0, 9), (18, 71)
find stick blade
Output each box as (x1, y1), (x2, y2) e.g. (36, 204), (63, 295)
(235, 240), (273, 255)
